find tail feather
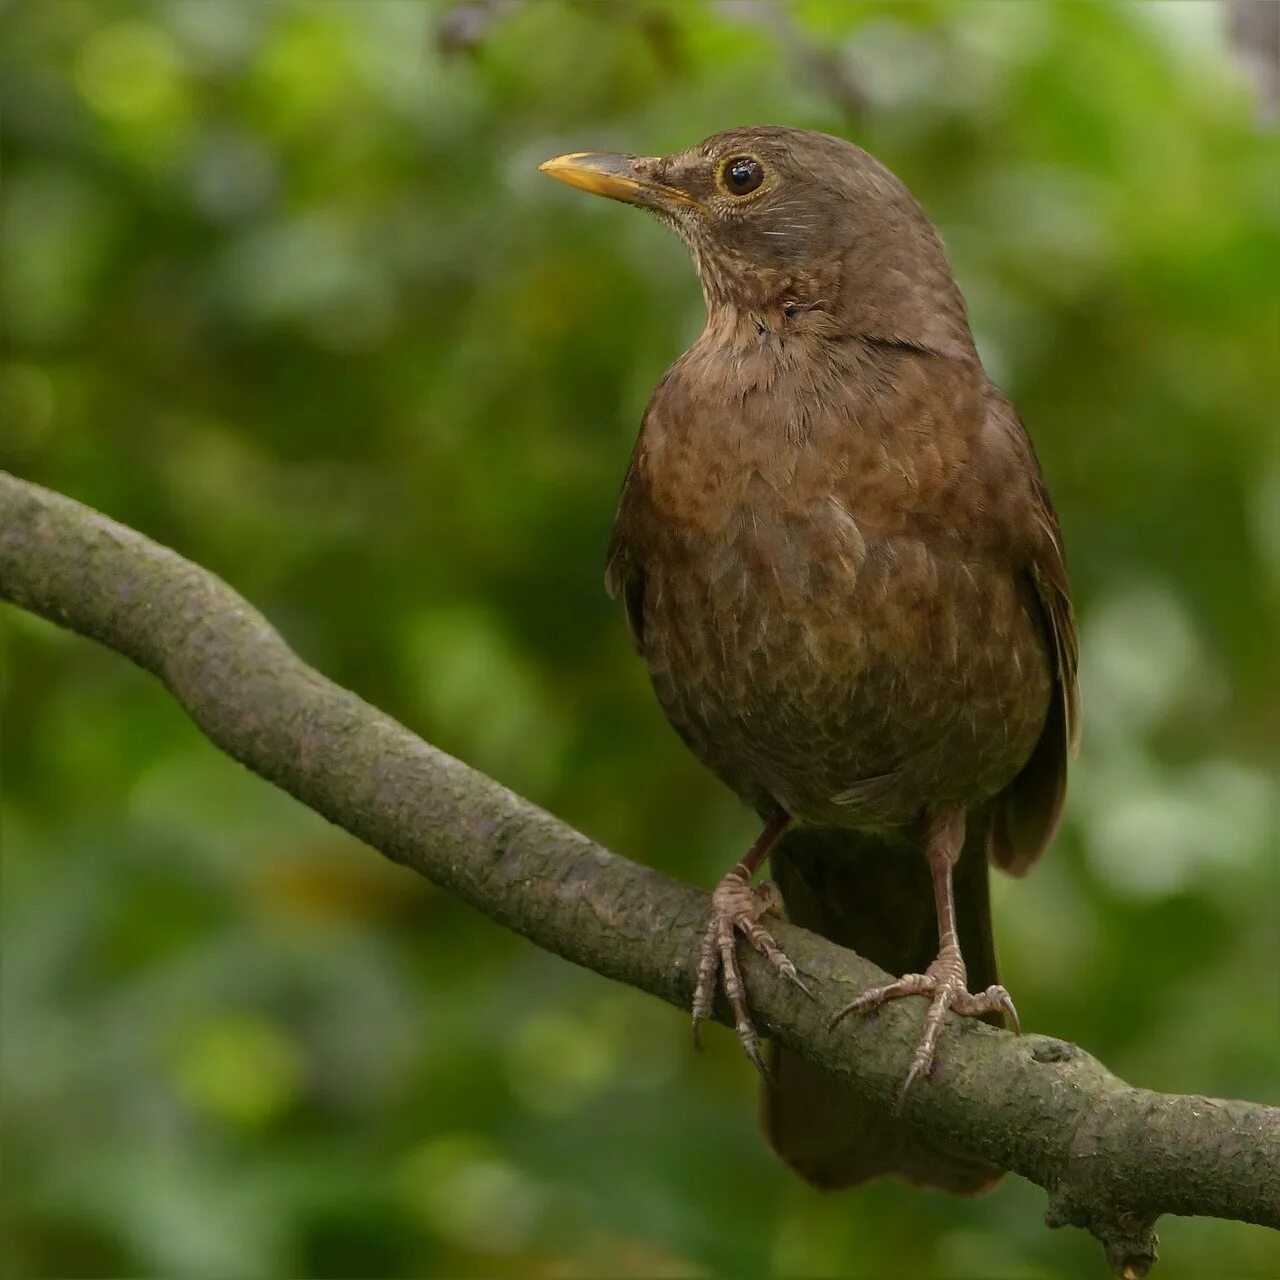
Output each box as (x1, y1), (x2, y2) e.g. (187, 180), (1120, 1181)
(761, 822), (1003, 1193)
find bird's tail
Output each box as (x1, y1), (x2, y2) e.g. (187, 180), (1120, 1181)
(761, 823), (1004, 1192)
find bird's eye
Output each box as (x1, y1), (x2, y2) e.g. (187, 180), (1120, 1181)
(721, 155), (764, 197)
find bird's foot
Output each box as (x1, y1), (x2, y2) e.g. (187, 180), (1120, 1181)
(829, 943), (1019, 1098)
(691, 867), (812, 1078)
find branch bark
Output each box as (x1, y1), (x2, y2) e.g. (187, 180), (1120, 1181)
(1, 470), (1276, 1276)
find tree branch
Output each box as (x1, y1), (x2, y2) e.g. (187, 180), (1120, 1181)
(1, 470), (1275, 1276)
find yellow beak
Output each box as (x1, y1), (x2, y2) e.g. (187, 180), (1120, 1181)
(538, 152), (702, 212)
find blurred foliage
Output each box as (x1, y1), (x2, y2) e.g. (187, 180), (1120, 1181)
(2, 1), (1278, 1277)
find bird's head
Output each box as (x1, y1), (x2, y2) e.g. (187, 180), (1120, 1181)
(540, 125), (974, 358)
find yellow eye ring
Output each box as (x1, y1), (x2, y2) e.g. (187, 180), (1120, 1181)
(717, 154), (766, 198)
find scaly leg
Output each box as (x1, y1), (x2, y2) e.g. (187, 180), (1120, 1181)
(691, 810), (812, 1077)
(829, 808), (1019, 1096)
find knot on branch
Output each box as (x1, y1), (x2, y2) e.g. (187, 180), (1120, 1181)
(1044, 1189), (1158, 1278)
(1044, 1087), (1163, 1278)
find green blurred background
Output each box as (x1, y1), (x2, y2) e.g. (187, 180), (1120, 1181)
(2, 1), (1277, 1277)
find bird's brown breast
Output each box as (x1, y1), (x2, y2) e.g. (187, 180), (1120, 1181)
(610, 324), (1053, 827)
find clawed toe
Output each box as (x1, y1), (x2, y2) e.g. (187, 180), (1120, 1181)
(828, 948), (1020, 1095)
(828, 971), (934, 1027)
(960, 983), (1021, 1034)
(691, 871), (811, 1078)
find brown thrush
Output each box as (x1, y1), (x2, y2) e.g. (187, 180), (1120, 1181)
(541, 128), (1079, 1191)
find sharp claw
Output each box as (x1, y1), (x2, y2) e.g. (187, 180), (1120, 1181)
(828, 988), (883, 1028)
(828, 1001), (857, 1030)
(896, 1056), (927, 1109)
(828, 976), (910, 1028)
(1002, 992), (1022, 1035)
(778, 964), (815, 1000)
(743, 1040), (770, 1081)
(790, 972), (816, 1000)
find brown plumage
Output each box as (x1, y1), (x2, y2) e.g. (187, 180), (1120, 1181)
(541, 127), (1079, 1193)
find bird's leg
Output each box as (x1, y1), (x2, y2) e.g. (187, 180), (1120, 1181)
(691, 809), (812, 1077)
(829, 808), (1019, 1097)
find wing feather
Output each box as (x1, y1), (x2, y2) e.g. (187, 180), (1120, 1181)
(989, 459), (1080, 875)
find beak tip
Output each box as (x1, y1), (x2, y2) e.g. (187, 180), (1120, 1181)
(538, 153), (585, 175)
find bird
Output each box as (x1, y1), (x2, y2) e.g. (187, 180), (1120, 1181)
(539, 126), (1079, 1192)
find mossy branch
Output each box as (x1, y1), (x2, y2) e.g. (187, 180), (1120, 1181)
(2, 470), (1276, 1276)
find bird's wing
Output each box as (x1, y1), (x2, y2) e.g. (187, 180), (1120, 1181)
(989, 417), (1080, 876)
(604, 533), (646, 654)
(603, 440), (649, 655)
